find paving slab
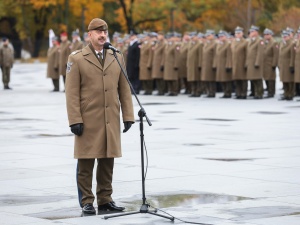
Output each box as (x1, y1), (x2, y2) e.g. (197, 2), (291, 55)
(0, 63), (300, 225)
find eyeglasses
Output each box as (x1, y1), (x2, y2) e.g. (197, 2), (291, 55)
(93, 30), (108, 35)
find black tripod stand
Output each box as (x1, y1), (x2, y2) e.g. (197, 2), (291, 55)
(103, 49), (174, 221)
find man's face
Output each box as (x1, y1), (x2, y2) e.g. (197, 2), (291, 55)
(219, 35), (226, 42)
(89, 29), (107, 49)
(264, 34), (271, 40)
(235, 32), (243, 39)
(183, 34), (190, 42)
(249, 30), (258, 38)
(206, 34), (214, 40)
(60, 35), (67, 42)
(158, 34), (164, 41)
(283, 35), (290, 41)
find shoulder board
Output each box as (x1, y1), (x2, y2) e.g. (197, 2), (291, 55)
(71, 50), (82, 55)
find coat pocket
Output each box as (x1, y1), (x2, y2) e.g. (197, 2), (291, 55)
(80, 97), (93, 113)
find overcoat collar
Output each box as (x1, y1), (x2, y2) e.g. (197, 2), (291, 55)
(82, 44), (115, 71)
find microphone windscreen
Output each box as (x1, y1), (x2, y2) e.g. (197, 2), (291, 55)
(103, 42), (111, 49)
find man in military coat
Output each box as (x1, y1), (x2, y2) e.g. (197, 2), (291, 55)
(263, 28), (278, 98)
(245, 25), (264, 99)
(0, 37), (14, 90)
(232, 26), (248, 99)
(201, 30), (216, 97)
(65, 18), (135, 214)
(294, 28), (300, 98)
(187, 32), (203, 97)
(70, 31), (83, 53)
(214, 30), (232, 98)
(47, 37), (60, 92)
(278, 30), (295, 100)
(59, 32), (71, 84)
(151, 32), (166, 95)
(178, 32), (190, 94)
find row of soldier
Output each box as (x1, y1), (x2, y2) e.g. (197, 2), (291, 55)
(113, 26), (300, 100)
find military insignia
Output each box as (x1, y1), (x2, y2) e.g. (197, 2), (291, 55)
(66, 62), (73, 73)
(71, 50), (81, 55)
(276, 45), (279, 48)
(260, 41), (264, 45)
(176, 46), (180, 50)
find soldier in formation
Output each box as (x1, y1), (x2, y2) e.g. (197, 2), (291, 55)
(0, 37), (14, 90)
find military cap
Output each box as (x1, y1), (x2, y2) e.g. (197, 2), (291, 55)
(137, 34), (146, 39)
(2, 37), (7, 42)
(72, 31), (79, 36)
(174, 32), (182, 38)
(286, 27), (294, 33)
(218, 30), (227, 37)
(51, 36), (58, 41)
(88, 18), (108, 31)
(197, 32), (204, 38)
(235, 26), (244, 33)
(113, 32), (120, 38)
(281, 30), (290, 37)
(129, 30), (138, 36)
(123, 34), (130, 40)
(60, 32), (67, 37)
(83, 32), (88, 38)
(117, 38), (123, 44)
(249, 25), (259, 33)
(263, 28), (274, 35)
(189, 31), (197, 37)
(205, 29), (215, 37)
(149, 32), (158, 37)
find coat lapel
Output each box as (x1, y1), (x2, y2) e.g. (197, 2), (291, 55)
(82, 44), (102, 70)
(103, 50), (116, 71)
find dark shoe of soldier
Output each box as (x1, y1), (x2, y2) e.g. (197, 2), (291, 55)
(189, 94), (200, 97)
(278, 97), (287, 101)
(248, 93), (254, 97)
(165, 92), (177, 96)
(254, 96), (263, 99)
(205, 94), (215, 98)
(236, 96), (246, 99)
(220, 95), (231, 98)
(98, 201), (125, 212)
(82, 203), (96, 214)
(285, 97), (293, 101)
(51, 88), (59, 92)
(4, 85), (12, 90)
(264, 95), (274, 98)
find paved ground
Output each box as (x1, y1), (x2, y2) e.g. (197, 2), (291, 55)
(0, 62), (300, 225)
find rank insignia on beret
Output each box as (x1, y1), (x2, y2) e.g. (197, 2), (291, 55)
(66, 62), (73, 73)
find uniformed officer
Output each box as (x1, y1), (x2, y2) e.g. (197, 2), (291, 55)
(294, 29), (300, 97)
(47, 36), (60, 92)
(139, 32), (155, 95)
(0, 37), (14, 90)
(178, 32), (190, 94)
(278, 30), (295, 101)
(232, 26), (248, 99)
(83, 32), (90, 47)
(151, 31), (166, 95)
(245, 25), (264, 99)
(59, 32), (71, 84)
(263, 28), (278, 98)
(214, 30), (232, 98)
(65, 18), (134, 214)
(162, 32), (180, 96)
(201, 29), (216, 97)
(70, 31), (83, 53)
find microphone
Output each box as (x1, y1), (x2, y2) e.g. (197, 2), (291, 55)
(103, 42), (121, 53)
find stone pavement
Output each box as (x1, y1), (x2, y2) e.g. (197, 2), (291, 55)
(0, 62), (300, 225)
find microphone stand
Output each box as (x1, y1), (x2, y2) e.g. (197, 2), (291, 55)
(103, 50), (174, 222)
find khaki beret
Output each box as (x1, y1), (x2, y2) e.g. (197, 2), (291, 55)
(88, 18), (108, 31)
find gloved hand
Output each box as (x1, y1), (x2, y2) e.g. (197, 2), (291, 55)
(174, 67), (178, 71)
(123, 121), (134, 133)
(70, 123), (84, 136)
(212, 67), (216, 72)
(198, 67), (201, 71)
(272, 66), (276, 71)
(147, 67), (151, 71)
(290, 67), (295, 74)
(160, 66), (164, 71)
(226, 68), (232, 73)
(255, 65), (259, 69)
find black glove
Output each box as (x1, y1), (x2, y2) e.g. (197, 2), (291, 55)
(245, 67), (247, 71)
(123, 121), (133, 133)
(147, 67), (151, 71)
(54, 67), (58, 72)
(255, 65), (259, 69)
(70, 123), (84, 136)
(160, 66), (164, 71)
(226, 68), (232, 73)
(272, 66), (276, 71)
(290, 67), (295, 74)
(198, 67), (201, 71)
(212, 67), (216, 72)
(174, 67), (178, 71)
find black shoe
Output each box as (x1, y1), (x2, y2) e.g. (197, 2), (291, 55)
(278, 97), (287, 101)
(248, 93), (254, 97)
(4, 85), (12, 90)
(236, 96), (246, 99)
(98, 201), (125, 212)
(205, 94), (215, 98)
(254, 96), (263, 99)
(165, 92), (177, 96)
(82, 203), (96, 214)
(189, 94), (200, 97)
(220, 95), (231, 98)
(264, 95), (274, 98)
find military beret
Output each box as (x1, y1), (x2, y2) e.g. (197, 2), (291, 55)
(249, 25), (259, 32)
(235, 26), (244, 33)
(83, 32), (88, 38)
(88, 18), (108, 31)
(263, 28), (274, 35)
(205, 29), (215, 37)
(189, 31), (197, 37)
(174, 32), (182, 38)
(60, 32), (67, 37)
(2, 37), (7, 42)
